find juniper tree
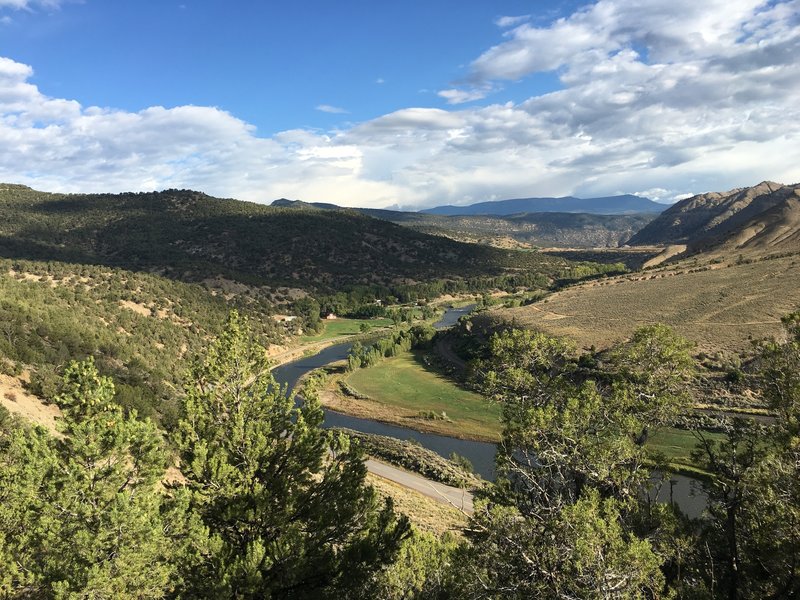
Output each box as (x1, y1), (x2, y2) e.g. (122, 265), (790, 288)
(0, 358), (173, 598)
(455, 325), (695, 598)
(172, 311), (408, 599)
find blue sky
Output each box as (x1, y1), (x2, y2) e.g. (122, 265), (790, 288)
(0, 0), (798, 208)
(2, 1), (568, 132)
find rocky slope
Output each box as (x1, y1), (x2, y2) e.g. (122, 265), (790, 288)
(628, 181), (800, 254)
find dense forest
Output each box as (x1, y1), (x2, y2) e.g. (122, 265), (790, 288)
(0, 185), (575, 294)
(1, 311), (798, 598)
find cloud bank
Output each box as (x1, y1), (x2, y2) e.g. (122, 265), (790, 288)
(1, 0), (799, 208)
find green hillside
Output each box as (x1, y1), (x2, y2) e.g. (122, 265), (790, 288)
(0, 256), (280, 425)
(0, 184), (569, 294)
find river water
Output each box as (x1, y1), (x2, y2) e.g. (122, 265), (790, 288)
(270, 305), (706, 518)
(271, 305), (498, 479)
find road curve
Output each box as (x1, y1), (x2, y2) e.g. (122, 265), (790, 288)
(365, 458), (475, 514)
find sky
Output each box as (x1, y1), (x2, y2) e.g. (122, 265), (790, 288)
(0, 0), (798, 209)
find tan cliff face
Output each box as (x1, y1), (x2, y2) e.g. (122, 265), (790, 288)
(627, 181), (800, 254)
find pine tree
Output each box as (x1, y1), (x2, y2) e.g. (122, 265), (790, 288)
(0, 358), (173, 598)
(454, 326), (695, 598)
(173, 311), (408, 599)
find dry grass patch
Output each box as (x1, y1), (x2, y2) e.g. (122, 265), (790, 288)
(366, 473), (467, 536)
(494, 253), (800, 353)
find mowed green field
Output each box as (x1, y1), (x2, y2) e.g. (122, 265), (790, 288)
(345, 351), (502, 441)
(647, 427), (725, 475)
(346, 351), (726, 470)
(300, 318), (394, 342)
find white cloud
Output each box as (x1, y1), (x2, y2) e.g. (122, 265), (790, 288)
(437, 87), (490, 105)
(315, 104), (349, 114)
(469, 0), (792, 82)
(1, 1), (799, 209)
(495, 15), (530, 28)
(0, 0), (69, 9)
(375, 78), (385, 84)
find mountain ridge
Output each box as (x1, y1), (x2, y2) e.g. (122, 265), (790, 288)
(420, 194), (666, 216)
(0, 184), (568, 294)
(627, 181), (800, 254)
(269, 198), (658, 248)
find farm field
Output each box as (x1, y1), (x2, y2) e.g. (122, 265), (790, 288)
(300, 317), (394, 342)
(492, 252), (800, 352)
(335, 351), (502, 442)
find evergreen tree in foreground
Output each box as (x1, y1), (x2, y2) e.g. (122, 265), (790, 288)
(0, 358), (173, 598)
(455, 325), (695, 598)
(172, 311), (409, 599)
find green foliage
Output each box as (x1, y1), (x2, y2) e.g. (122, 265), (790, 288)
(454, 325), (696, 597)
(609, 324), (695, 429)
(173, 311), (410, 598)
(0, 186), (569, 294)
(448, 452), (474, 474)
(293, 296), (323, 333)
(474, 328), (577, 406)
(455, 491), (663, 599)
(336, 428), (481, 488)
(362, 528), (461, 600)
(687, 313), (800, 598)
(757, 311), (800, 432)
(346, 325), (435, 372)
(0, 258), (280, 425)
(0, 359), (173, 598)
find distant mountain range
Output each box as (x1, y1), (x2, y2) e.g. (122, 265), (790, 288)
(421, 194), (666, 216)
(0, 185), (566, 293)
(628, 181), (800, 254)
(271, 196), (662, 248)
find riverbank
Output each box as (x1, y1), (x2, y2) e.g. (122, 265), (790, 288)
(335, 427), (484, 489)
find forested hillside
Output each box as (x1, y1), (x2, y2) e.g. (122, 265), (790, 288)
(0, 257), (280, 425)
(0, 184), (568, 293)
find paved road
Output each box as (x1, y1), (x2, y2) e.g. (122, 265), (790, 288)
(365, 458), (475, 514)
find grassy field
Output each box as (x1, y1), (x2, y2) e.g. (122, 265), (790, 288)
(492, 252), (800, 353)
(300, 317), (394, 342)
(647, 427), (725, 475)
(340, 351), (502, 442)
(334, 351), (725, 470)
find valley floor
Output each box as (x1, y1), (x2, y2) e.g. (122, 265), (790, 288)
(323, 350), (501, 442)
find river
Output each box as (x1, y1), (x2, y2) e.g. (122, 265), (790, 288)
(271, 305), (706, 518)
(271, 304), (498, 479)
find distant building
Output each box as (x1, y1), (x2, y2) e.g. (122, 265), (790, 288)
(325, 313), (337, 320)
(272, 314), (298, 323)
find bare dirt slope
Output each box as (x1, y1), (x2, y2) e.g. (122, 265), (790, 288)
(628, 181), (800, 256)
(0, 373), (60, 434)
(714, 195), (800, 252)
